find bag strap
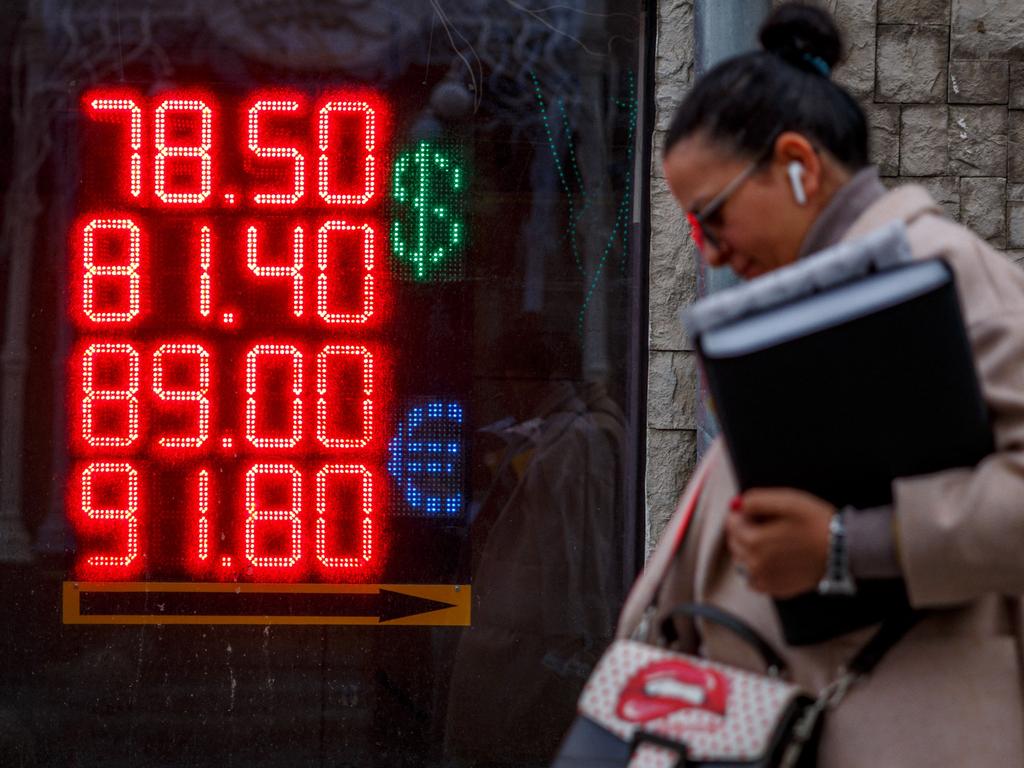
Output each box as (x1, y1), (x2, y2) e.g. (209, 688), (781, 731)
(779, 609), (921, 768)
(846, 609), (918, 676)
(649, 457), (714, 607)
(661, 602), (788, 675)
(625, 455), (716, 641)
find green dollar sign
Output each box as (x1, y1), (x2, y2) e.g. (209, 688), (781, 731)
(391, 141), (465, 280)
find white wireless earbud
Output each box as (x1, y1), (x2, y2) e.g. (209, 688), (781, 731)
(787, 161), (807, 206)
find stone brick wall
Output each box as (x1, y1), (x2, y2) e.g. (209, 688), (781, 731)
(646, 0), (698, 554)
(645, 0), (1024, 552)
(871, 0), (1024, 256)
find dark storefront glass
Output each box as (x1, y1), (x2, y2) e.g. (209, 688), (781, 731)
(0, 2), (649, 765)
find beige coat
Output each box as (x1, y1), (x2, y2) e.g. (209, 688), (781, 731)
(620, 186), (1024, 766)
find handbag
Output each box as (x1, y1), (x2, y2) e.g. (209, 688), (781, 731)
(552, 461), (917, 767)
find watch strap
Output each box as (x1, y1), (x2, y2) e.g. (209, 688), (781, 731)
(818, 506), (856, 595)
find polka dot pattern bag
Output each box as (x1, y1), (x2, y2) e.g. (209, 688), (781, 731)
(551, 603), (822, 768)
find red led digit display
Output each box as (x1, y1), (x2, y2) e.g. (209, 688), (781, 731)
(247, 97), (305, 206)
(154, 96), (214, 205)
(68, 87), (393, 583)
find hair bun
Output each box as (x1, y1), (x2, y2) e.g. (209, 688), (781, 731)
(759, 2), (842, 76)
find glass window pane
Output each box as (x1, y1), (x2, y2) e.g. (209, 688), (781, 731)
(0, 2), (648, 765)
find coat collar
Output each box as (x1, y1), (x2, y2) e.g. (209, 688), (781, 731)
(798, 167), (887, 258)
(843, 184), (944, 243)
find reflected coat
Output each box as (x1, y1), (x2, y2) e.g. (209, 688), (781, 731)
(447, 381), (626, 764)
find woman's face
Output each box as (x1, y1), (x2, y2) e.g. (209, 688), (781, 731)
(663, 132), (820, 280)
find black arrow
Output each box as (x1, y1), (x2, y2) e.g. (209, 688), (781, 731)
(79, 587), (458, 622)
(376, 588), (457, 623)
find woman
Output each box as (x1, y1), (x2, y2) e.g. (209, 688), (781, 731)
(618, 3), (1024, 765)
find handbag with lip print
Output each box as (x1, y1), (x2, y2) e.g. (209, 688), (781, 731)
(550, 455), (917, 768)
(552, 602), (822, 768)
(552, 600), (917, 768)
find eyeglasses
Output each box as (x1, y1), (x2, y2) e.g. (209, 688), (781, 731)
(686, 157), (763, 254)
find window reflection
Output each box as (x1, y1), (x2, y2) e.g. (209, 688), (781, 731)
(0, 1), (645, 764)
(447, 315), (627, 765)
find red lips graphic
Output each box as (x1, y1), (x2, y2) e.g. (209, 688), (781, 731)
(616, 659), (729, 724)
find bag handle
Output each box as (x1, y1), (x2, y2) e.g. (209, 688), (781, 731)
(661, 602), (788, 675)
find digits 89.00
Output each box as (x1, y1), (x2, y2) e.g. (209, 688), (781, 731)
(70, 87), (394, 583)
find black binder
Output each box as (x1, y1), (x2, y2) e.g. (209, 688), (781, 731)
(693, 257), (993, 644)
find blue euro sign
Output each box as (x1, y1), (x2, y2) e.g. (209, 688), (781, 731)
(388, 401), (464, 516)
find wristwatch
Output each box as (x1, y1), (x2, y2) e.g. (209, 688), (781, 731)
(817, 507), (857, 596)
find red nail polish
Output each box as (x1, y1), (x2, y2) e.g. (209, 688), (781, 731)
(730, 495), (743, 512)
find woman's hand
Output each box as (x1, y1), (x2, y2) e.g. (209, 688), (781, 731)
(725, 488), (834, 598)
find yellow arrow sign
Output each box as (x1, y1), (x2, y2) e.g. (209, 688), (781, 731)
(63, 581), (471, 626)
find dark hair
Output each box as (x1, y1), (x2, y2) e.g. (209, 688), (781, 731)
(664, 2), (868, 170)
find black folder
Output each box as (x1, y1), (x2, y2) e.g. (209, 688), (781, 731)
(692, 256), (993, 644)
